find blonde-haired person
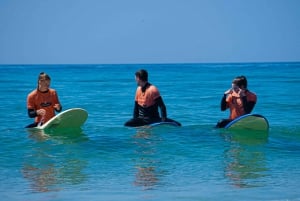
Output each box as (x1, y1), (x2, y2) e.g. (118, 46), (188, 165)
(26, 72), (62, 128)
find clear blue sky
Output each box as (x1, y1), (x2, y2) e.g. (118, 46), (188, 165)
(1, 0), (299, 64)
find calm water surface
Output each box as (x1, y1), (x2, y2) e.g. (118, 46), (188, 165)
(0, 63), (300, 201)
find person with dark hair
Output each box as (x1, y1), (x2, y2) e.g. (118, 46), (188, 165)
(125, 69), (180, 127)
(26, 72), (62, 128)
(216, 75), (257, 128)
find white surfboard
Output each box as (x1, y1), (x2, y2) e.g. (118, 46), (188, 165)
(29, 108), (88, 131)
(224, 114), (269, 131)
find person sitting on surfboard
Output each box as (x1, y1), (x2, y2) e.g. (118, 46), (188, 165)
(216, 75), (257, 128)
(124, 69), (180, 127)
(26, 72), (62, 128)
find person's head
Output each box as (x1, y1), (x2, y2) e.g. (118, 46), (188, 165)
(135, 69), (148, 86)
(238, 75), (248, 89)
(231, 75), (248, 92)
(37, 72), (51, 92)
(231, 77), (241, 92)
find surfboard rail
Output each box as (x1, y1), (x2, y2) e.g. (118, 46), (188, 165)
(149, 121), (181, 127)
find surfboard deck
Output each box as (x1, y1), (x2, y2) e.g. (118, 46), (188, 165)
(224, 114), (269, 131)
(28, 108), (88, 131)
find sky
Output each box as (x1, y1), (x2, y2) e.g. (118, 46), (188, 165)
(0, 0), (300, 64)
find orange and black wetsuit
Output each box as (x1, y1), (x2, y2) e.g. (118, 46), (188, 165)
(125, 83), (169, 127)
(216, 90), (257, 128)
(26, 89), (62, 128)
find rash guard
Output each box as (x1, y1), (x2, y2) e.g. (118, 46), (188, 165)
(133, 83), (167, 119)
(221, 89), (257, 120)
(27, 89), (62, 124)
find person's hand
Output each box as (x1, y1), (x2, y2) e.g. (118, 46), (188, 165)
(37, 109), (46, 116)
(238, 89), (246, 97)
(224, 88), (232, 95)
(54, 104), (61, 111)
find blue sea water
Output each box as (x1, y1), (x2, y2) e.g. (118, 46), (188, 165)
(0, 63), (300, 201)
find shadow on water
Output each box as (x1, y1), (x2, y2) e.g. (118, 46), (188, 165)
(23, 128), (89, 192)
(219, 129), (269, 188)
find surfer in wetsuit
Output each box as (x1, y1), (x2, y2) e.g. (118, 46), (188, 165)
(26, 72), (62, 128)
(216, 75), (257, 128)
(124, 69), (180, 127)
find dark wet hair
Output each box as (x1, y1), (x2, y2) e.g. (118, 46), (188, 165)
(232, 75), (248, 89)
(239, 75), (248, 88)
(135, 69), (148, 82)
(38, 72), (51, 81)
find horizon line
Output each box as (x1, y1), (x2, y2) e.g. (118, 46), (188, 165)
(0, 61), (300, 66)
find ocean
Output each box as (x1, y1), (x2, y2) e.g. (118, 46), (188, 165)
(0, 63), (300, 201)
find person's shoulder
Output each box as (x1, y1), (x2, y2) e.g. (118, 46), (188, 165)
(246, 90), (256, 96)
(149, 84), (158, 91)
(246, 90), (257, 101)
(136, 86), (142, 92)
(48, 88), (57, 93)
(149, 85), (160, 96)
(28, 89), (38, 97)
